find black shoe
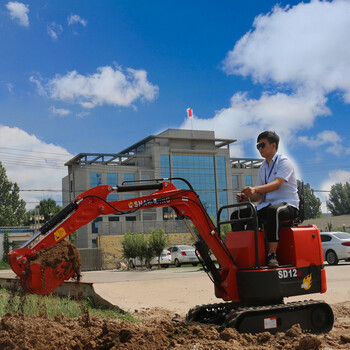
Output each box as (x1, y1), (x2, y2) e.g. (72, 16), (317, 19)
(267, 253), (279, 268)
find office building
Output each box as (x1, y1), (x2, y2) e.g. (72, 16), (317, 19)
(62, 129), (262, 248)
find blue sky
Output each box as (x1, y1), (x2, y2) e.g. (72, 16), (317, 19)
(1, 0), (350, 211)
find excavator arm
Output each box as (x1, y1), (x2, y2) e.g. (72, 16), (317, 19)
(9, 179), (236, 295)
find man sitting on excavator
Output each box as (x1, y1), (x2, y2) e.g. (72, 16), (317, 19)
(231, 130), (299, 268)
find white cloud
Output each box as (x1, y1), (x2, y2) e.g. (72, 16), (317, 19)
(76, 111), (90, 118)
(29, 75), (46, 96)
(30, 65), (159, 108)
(49, 106), (70, 116)
(67, 14), (87, 27)
(0, 125), (72, 209)
(298, 130), (342, 147)
(222, 0), (350, 101)
(6, 1), (29, 27)
(182, 0), (350, 162)
(47, 22), (63, 41)
(322, 170), (350, 191)
(298, 130), (350, 156)
(181, 90), (329, 148)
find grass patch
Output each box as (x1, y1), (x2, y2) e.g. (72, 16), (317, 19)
(0, 261), (10, 270)
(0, 288), (136, 322)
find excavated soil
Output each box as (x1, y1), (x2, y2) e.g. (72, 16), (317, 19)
(0, 302), (349, 349)
(29, 240), (81, 280)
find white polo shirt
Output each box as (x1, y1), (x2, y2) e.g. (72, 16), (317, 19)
(256, 153), (299, 211)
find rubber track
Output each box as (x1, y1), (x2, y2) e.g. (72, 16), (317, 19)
(186, 299), (334, 334)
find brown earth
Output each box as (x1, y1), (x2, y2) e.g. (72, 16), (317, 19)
(30, 240), (81, 280)
(3, 242), (349, 349)
(0, 301), (349, 349)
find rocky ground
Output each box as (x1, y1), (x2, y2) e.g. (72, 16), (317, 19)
(0, 301), (349, 350)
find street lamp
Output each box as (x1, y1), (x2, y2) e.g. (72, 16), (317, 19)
(30, 210), (45, 232)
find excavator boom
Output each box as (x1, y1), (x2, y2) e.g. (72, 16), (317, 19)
(9, 180), (232, 295)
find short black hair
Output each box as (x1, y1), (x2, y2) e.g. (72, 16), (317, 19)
(257, 131), (280, 150)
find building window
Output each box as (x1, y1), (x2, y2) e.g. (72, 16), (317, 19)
(91, 217), (102, 234)
(107, 194), (119, 202)
(232, 175), (239, 190)
(172, 155), (217, 218)
(126, 216), (136, 221)
(217, 156), (228, 213)
(107, 173), (118, 187)
(245, 175), (253, 187)
(141, 173), (151, 181)
(160, 155), (170, 178)
(124, 173), (135, 183)
(90, 173), (102, 188)
(108, 216), (120, 222)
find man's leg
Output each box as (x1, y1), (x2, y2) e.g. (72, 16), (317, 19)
(258, 203), (298, 267)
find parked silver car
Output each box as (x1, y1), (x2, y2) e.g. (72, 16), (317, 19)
(129, 249), (171, 269)
(320, 232), (350, 265)
(168, 245), (199, 267)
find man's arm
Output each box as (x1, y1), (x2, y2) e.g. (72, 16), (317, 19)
(241, 177), (286, 201)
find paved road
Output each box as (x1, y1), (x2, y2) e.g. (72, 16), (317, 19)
(88, 262), (350, 314)
(1, 262), (349, 315)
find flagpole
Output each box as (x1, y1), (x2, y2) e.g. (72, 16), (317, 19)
(187, 108), (193, 130)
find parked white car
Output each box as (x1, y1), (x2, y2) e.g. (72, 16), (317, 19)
(320, 232), (350, 265)
(168, 245), (199, 267)
(129, 249), (171, 269)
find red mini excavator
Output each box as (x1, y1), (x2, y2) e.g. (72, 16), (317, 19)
(8, 178), (334, 334)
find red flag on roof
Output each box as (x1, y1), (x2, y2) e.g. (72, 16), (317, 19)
(187, 108), (193, 118)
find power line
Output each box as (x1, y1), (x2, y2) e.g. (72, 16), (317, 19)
(0, 146), (71, 156)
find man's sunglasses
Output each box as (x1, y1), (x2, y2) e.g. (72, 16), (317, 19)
(256, 142), (266, 150)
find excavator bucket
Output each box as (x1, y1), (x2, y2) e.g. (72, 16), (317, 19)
(8, 240), (81, 295)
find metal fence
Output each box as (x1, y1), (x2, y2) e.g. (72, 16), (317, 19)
(78, 247), (104, 271)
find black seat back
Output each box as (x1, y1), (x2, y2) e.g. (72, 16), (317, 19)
(294, 180), (304, 224)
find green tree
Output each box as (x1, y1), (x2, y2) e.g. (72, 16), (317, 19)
(144, 244), (155, 268)
(0, 162), (26, 226)
(68, 231), (78, 244)
(149, 228), (167, 268)
(327, 182), (350, 216)
(304, 183), (322, 220)
(27, 198), (62, 223)
(122, 232), (138, 261)
(134, 234), (148, 267)
(2, 232), (15, 262)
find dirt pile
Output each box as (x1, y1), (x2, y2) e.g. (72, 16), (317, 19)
(0, 303), (349, 350)
(28, 240), (81, 281)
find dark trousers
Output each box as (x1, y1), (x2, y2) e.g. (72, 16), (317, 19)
(231, 203), (298, 243)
